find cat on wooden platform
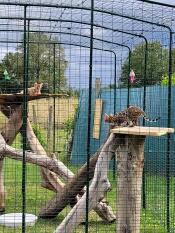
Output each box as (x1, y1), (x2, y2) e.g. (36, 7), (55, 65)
(105, 105), (160, 127)
(19, 81), (43, 96)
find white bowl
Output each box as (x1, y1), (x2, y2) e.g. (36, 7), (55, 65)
(0, 213), (38, 227)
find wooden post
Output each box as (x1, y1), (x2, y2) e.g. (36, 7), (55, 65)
(93, 78), (102, 139)
(93, 99), (103, 139)
(95, 78), (101, 98)
(116, 135), (145, 233)
(110, 126), (174, 233)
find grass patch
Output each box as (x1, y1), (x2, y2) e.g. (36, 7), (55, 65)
(1, 158), (174, 232)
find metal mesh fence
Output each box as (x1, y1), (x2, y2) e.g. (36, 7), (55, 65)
(0, 0), (174, 232)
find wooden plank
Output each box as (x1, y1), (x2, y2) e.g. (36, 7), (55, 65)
(95, 78), (101, 98)
(111, 126), (174, 137)
(93, 99), (103, 139)
(0, 93), (69, 105)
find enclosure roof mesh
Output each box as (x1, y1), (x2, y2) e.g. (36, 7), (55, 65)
(0, 0), (175, 51)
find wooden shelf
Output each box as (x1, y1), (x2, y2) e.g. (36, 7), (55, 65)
(111, 126), (174, 137)
(0, 93), (69, 105)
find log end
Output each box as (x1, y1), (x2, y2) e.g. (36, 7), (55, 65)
(0, 207), (5, 214)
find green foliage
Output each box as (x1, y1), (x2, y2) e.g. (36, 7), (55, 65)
(64, 117), (75, 135)
(0, 64), (21, 93)
(120, 41), (169, 87)
(64, 105), (78, 135)
(32, 123), (48, 149)
(66, 88), (80, 97)
(20, 123), (47, 150)
(108, 84), (116, 89)
(161, 73), (175, 85)
(1, 32), (68, 92)
(107, 84), (121, 89)
(3, 69), (11, 80)
(63, 108), (78, 162)
(0, 78), (21, 93)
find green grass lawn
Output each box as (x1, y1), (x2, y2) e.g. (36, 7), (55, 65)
(0, 127), (174, 232)
(1, 158), (174, 233)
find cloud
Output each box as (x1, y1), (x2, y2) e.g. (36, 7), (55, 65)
(152, 0), (175, 5)
(81, 27), (105, 38)
(0, 46), (16, 61)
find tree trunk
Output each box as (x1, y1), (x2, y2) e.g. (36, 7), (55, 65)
(116, 135), (145, 233)
(1, 106), (23, 145)
(0, 106), (23, 212)
(54, 133), (118, 233)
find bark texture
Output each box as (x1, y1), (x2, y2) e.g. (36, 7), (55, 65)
(39, 144), (102, 218)
(54, 133), (118, 233)
(116, 135), (145, 233)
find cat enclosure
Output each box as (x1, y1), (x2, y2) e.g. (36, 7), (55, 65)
(0, 0), (175, 233)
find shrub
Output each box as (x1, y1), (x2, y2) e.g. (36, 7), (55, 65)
(161, 73), (175, 85)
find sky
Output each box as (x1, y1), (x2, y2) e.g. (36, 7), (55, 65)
(0, 0), (175, 88)
(153, 0), (175, 5)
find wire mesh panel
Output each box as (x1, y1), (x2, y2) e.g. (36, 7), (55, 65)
(0, 0), (174, 233)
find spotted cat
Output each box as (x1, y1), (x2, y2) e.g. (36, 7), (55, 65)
(104, 106), (159, 127)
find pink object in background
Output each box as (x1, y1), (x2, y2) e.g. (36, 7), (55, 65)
(130, 70), (136, 83)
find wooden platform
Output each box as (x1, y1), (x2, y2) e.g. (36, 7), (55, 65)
(111, 126), (174, 137)
(0, 93), (69, 105)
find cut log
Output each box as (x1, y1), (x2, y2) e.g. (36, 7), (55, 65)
(0, 101), (115, 222)
(39, 144), (103, 218)
(28, 116), (116, 222)
(93, 201), (116, 223)
(116, 135), (145, 233)
(0, 134), (78, 178)
(54, 133), (118, 233)
(0, 131), (116, 223)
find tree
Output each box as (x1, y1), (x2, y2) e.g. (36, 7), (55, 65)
(0, 64), (21, 93)
(161, 73), (175, 85)
(120, 41), (169, 87)
(1, 33), (68, 92)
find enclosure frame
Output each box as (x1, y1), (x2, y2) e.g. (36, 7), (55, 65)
(0, 1), (174, 232)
